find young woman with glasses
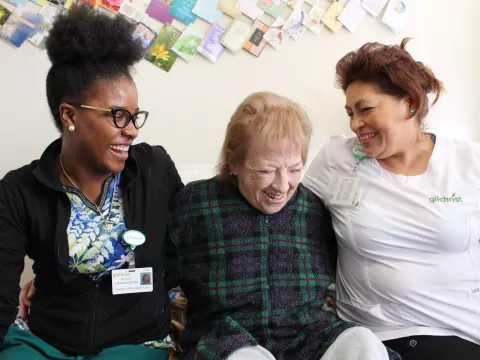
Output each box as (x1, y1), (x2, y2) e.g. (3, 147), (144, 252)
(0, 5), (182, 359)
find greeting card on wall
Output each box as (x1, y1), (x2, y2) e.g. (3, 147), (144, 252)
(283, 0), (302, 10)
(0, 5), (12, 29)
(257, 0), (286, 19)
(119, 0), (151, 22)
(28, 4), (62, 47)
(338, 0), (367, 32)
(147, 0), (174, 23)
(235, 0), (264, 20)
(283, 9), (307, 40)
(192, 0), (222, 23)
(145, 24), (181, 72)
(172, 24), (203, 61)
(303, 5), (325, 34)
(361, 0), (388, 17)
(100, 0), (124, 13)
(197, 22), (225, 63)
(217, 0), (241, 17)
(263, 17), (289, 50)
(322, 0), (344, 32)
(243, 19), (268, 57)
(168, 0), (197, 24)
(6, 0), (28, 6)
(133, 22), (157, 49)
(221, 17), (253, 53)
(0, 4), (40, 47)
(382, 0), (408, 34)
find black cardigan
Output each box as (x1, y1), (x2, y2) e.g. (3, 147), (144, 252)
(0, 138), (182, 354)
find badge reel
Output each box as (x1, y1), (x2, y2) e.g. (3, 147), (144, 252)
(123, 230), (146, 269)
(330, 144), (368, 207)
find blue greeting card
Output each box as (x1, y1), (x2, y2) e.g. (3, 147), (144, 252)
(168, 0), (198, 24)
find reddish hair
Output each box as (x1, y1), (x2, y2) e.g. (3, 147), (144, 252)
(335, 38), (444, 124)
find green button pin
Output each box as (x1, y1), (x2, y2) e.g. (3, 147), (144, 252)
(122, 230), (146, 251)
(353, 144), (369, 161)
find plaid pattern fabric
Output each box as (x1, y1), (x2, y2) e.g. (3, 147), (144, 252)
(167, 177), (366, 360)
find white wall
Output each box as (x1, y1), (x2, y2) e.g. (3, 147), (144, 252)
(1, 0), (479, 180)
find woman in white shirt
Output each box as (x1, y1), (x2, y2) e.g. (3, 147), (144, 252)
(303, 38), (480, 359)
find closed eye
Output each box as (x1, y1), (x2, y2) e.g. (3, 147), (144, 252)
(289, 169), (302, 173)
(362, 107), (374, 113)
(259, 170), (275, 174)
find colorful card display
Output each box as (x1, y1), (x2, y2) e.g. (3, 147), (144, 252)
(257, 0), (286, 19)
(220, 17), (253, 53)
(168, 0), (197, 24)
(283, 9), (307, 40)
(217, 0), (241, 18)
(322, 0), (344, 32)
(147, 0), (174, 23)
(172, 24), (203, 61)
(145, 24), (182, 72)
(264, 17), (289, 50)
(133, 22), (157, 49)
(197, 22), (225, 63)
(192, 0), (222, 23)
(243, 19), (268, 57)
(303, 5), (325, 34)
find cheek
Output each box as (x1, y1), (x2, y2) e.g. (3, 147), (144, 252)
(289, 173), (302, 189)
(246, 175), (271, 195)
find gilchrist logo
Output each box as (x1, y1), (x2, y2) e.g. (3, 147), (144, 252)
(429, 193), (463, 204)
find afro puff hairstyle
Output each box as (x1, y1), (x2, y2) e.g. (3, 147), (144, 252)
(45, 5), (145, 132)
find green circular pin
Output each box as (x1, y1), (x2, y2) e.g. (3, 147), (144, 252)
(353, 144), (369, 161)
(122, 230), (146, 250)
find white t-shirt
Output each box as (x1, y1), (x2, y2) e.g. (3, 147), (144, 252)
(303, 135), (480, 344)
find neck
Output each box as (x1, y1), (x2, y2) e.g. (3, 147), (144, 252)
(58, 146), (112, 204)
(377, 133), (434, 176)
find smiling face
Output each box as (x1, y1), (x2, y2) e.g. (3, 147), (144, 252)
(60, 75), (140, 175)
(345, 81), (416, 159)
(230, 134), (303, 215)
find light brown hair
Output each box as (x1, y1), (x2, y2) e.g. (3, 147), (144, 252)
(217, 92), (312, 180)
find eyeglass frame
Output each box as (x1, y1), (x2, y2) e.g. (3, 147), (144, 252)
(68, 104), (149, 129)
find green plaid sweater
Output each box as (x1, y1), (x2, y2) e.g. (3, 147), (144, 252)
(167, 177), (400, 360)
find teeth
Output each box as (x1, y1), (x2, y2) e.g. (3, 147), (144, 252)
(359, 133), (376, 141)
(265, 192), (283, 200)
(110, 145), (129, 152)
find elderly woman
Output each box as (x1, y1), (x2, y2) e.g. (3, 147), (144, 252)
(304, 39), (480, 359)
(166, 92), (397, 360)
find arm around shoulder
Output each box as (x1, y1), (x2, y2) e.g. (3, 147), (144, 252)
(303, 141), (334, 202)
(0, 179), (28, 343)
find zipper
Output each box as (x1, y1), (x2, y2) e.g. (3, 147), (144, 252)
(88, 283), (100, 352)
(265, 215), (272, 347)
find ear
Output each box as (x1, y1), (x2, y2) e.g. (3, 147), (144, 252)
(402, 96), (416, 118)
(59, 103), (77, 129)
(226, 149), (238, 175)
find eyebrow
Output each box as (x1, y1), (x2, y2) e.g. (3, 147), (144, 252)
(112, 105), (140, 112)
(345, 99), (369, 111)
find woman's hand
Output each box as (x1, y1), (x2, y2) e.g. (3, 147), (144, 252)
(18, 279), (36, 320)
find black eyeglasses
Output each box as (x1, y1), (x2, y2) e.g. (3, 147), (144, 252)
(70, 104), (149, 129)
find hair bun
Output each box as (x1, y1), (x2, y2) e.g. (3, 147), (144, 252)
(46, 4), (144, 67)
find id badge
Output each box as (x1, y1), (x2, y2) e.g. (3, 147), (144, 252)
(112, 267), (153, 295)
(330, 177), (364, 206)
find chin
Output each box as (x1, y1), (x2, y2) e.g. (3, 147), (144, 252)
(105, 161), (126, 175)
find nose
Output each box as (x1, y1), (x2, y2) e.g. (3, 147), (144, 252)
(272, 170), (289, 193)
(121, 121), (139, 140)
(350, 114), (365, 133)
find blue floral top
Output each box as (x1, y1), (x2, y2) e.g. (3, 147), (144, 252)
(65, 174), (131, 280)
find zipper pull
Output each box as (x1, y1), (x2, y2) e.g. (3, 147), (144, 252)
(265, 216), (269, 226)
